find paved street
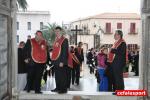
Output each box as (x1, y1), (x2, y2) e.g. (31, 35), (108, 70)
(41, 63), (139, 92)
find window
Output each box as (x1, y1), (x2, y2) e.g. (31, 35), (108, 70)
(17, 35), (19, 43)
(105, 23), (111, 33)
(27, 22), (31, 30)
(130, 23), (136, 33)
(127, 44), (138, 51)
(40, 22), (44, 30)
(17, 22), (19, 30)
(117, 23), (122, 29)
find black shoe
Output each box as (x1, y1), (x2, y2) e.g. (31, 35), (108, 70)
(75, 82), (79, 86)
(112, 92), (116, 95)
(51, 88), (58, 92)
(35, 91), (43, 94)
(58, 90), (67, 94)
(27, 90), (30, 93)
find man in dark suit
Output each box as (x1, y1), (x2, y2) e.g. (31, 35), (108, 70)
(51, 26), (69, 94)
(108, 30), (127, 91)
(74, 42), (84, 84)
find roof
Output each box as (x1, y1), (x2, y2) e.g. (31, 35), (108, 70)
(17, 11), (50, 15)
(72, 13), (141, 22)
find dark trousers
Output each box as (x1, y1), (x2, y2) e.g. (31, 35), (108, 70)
(27, 63), (44, 92)
(75, 65), (80, 85)
(89, 63), (95, 74)
(106, 66), (115, 92)
(43, 70), (50, 83)
(66, 67), (72, 88)
(135, 63), (139, 76)
(71, 67), (75, 85)
(112, 66), (124, 91)
(54, 65), (67, 91)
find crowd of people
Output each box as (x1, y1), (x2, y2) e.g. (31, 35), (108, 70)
(86, 30), (139, 92)
(17, 27), (139, 94)
(17, 27), (84, 94)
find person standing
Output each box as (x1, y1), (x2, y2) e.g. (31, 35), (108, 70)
(97, 47), (108, 91)
(51, 26), (69, 94)
(134, 50), (139, 76)
(74, 42), (84, 82)
(18, 41), (27, 91)
(108, 30), (127, 91)
(70, 46), (81, 86)
(24, 31), (47, 94)
(87, 48), (95, 74)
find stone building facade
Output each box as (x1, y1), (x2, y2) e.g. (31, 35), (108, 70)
(71, 13), (141, 51)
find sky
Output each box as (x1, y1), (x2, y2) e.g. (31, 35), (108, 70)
(26, 0), (141, 24)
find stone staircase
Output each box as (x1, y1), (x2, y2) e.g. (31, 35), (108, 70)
(16, 91), (138, 100)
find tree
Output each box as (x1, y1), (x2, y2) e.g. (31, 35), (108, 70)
(42, 23), (66, 47)
(17, 0), (28, 11)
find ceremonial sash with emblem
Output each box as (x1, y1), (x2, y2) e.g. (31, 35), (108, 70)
(31, 38), (47, 63)
(51, 36), (65, 60)
(108, 39), (125, 63)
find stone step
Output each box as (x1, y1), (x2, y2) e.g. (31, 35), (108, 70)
(17, 91), (138, 100)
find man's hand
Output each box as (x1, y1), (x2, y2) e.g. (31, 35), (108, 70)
(24, 59), (29, 64)
(59, 62), (64, 67)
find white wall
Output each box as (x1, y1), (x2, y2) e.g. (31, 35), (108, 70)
(77, 35), (94, 50)
(71, 17), (141, 47)
(17, 11), (50, 43)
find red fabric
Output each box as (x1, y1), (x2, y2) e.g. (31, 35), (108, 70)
(72, 53), (80, 65)
(68, 52), (73, 68)
(77, 47), (82, 55)
(51, 36), (65, 60)
(31, 38), (47, 63)
(108, 39), (125, 63)
(51, 36), (74, 68)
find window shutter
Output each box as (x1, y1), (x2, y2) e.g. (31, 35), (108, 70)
(106, 23), (111, 33)
(130, 23), (136, 33)
(117, 23), (122, 29)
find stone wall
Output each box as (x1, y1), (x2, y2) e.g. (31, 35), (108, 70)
(140, 0), (150, 100)
(0, 0), (16, 99)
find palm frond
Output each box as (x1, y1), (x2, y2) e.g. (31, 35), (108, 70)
(17, 0), (28, 11)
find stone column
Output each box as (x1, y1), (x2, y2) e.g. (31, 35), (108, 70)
(140, 0), (150, 100)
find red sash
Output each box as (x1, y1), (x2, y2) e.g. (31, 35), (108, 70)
(72, 53), (80, 65)
(51, 36), (65, 60)
(31, 38), (47, 63)
(77, 47), (82, 55)
(108, 39), (125, 63)
(68, 52), (73, 68)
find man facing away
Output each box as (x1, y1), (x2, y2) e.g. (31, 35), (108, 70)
(108, 30), (127, 91)
(74, 42), (84, 84)
(24, 31), (47, 94)
(51, 26), (69, 94)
